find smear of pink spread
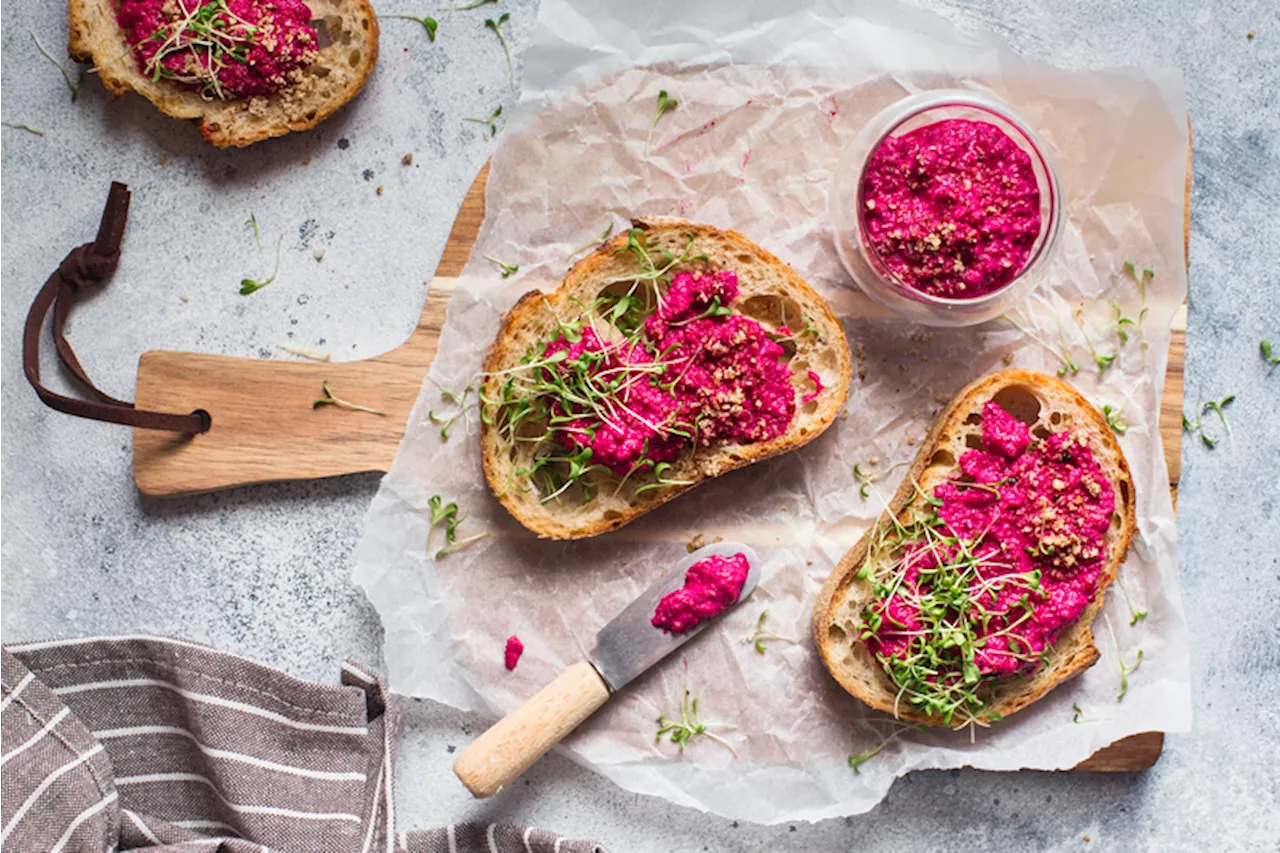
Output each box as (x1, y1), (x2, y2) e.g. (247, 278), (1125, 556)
(651, 553), (750, 634)
(117, 0), (319, 100)
(547, 270), (795, 475)
(865, 401), (1114, 677)
(503, 635), (524, 670)
(861, 118), (1041, 299)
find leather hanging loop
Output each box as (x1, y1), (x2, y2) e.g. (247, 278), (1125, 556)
(23, 182), (210, 434)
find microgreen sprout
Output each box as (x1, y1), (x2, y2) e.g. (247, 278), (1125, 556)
(1076, 316), (1116, 375)
(1109, 303), (1147, 345)
(428, 385), (475, 440)
(482, 254), (519, 278)
(632, 462), (695, 495)
(848, 722), (925, 773)
(1071, 703), (1095, 724)
(1, 121), (45, 136)
(447, 0), (496, 9)
(1105, 614), (1143, 702)
(426, 495), (460, 549)
(246, 213), (263, 252)
(380, 14), (438, 40)
(744, 609), (798, 654)
(655, 667), (736, 756)
(129, 1), (265, 101)
(1114, 576), (1148, 626)
(1123, 261), (1154, 300)
(853, 460), (908, 500)
(1184, 391), (1235, 450)
(1102, 403), (1129, 435)
(240, 235), (284, 295)
(312, 380), (384, 415)
(462, 104), (503, 139)
(1261, 339), (1280, 365)
(436, 532), (491, 557)
(484, 13), (513, 86)
(277, 343), (331, 362)
(1002, 313), (1078, 377)
(566, 221), (616, 260)
(645, 89), (678, 155)
(32, 33), (85, 102)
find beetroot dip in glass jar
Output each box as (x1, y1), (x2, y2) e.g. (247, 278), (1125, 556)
(831, 91), (1062, 327)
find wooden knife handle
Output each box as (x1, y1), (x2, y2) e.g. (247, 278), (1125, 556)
(453, 660), (610, 797)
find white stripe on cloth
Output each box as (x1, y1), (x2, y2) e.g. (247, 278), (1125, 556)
(54, 677), (368, 735)
(0, 743), (106, 843)
(0, 671), (35, 713)
(341, 662), (377, 685)
(359, 760), (385, 853)
(94, 725), (366, 782)
(384, 716), (395, 853)
(523, 826), (535, 853)
(123, 809), (163, 845)
(50, 789), (118, 853)
(0, 706), (71, 767)
(447, 824), (458, 853)
(398, 830), (408, 851)
(173, 819), (241, 833)
(554, 838), (564, 853)
(487, 824), (499, 853)
(115, 771), (362, 821)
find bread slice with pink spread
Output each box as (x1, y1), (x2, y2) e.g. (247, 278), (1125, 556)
(69, 0), (378, 147)
(814, 369), (1136, 727)
(480, 218), (853, 540)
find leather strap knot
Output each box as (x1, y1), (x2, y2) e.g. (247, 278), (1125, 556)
(24, 182), (210, 435)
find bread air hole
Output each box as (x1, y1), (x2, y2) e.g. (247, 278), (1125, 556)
(596, 280), (659, 332)
(930, 449), (955, 468)
(1110, 512), (1123, 531)
(964, 432), (983, 449)
(1119, 479), (1131, 510)
(1050, 412), (1063, 425)
(738, 294), (804, 332)
(827, 624), (848, 646)
(348, 49), (361, 67)
(990, 385), (1042, 425)
(964, 412), (983, 426)
(1031, 424), (1052, 440)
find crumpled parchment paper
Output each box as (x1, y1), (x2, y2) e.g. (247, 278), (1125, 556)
(353, 0), (1191, 822)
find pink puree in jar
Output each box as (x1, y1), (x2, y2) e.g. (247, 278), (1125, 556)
(865, 401), (1115, 677)
(861, 118), (1041, 300)
(651, 553), (750, 634)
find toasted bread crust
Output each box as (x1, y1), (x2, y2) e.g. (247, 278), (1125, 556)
(814, 369), (1136, 726)
(480, 218), (853, 539)
(69, 0), (378, 147)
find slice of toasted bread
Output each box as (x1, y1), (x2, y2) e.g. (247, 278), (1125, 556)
(480, 217), (853, 540)
(814, 369), (1136, 726)
(69, 0), (378, 147)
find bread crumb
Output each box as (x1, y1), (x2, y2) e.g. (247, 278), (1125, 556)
(312, 249), (325, 262)
(806, 559), (813, 566)
(899, 363), (909, 374)
(1083, 835), (1091, 842)
(686, 533), (723, 553)
(1002, 352), (1015, 365)
(402, 152), (413, 166)
(376, 186), (384, 196)
(869, 455), (879, 465)
(1246, 28), (1255, 39)
(780, 505), (788, 512)
(160, 154), (167, 167)
(840, 409), (850, 421)
(906, 435), (917, 446)
(179, 294), (189, 303)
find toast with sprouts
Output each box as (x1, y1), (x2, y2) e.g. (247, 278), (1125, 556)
(480, 218), (853, 539)
(69, 0), (378, 147)
(814, 370), (1136, 727)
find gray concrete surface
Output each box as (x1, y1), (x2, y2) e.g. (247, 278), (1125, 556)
(3, 1), (1278, 851)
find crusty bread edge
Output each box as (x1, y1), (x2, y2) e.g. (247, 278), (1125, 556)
(812, 368), (1137, 726)
(68, 0), (379, 147)
(479, 217), (854, 540)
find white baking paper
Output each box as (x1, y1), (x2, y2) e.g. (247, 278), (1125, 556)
(353, 0), (1191, 822)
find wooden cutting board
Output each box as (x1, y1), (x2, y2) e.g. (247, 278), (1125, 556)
(133, 150), (1191, 773)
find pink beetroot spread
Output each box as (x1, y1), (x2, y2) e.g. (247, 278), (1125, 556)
(861, 118), (1041, 299)
(651, 553), (750, 634)
(504, 635), (524, 670)
(117, 0), (319, 100)
(546, 270), (796, 476)
(866, 401), (1114, 678)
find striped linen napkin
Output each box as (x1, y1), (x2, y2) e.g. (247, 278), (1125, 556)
(1, 636), (605, 853)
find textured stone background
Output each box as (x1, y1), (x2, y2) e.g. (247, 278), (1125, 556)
(2, 1), (1277, 851)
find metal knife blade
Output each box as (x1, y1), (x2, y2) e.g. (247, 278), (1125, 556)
(588, 541), (761, 693)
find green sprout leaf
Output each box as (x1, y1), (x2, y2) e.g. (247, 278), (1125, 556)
(32, 32), (85, 102)
(1, 120), (45, 136)
(428, 385), (475, 440)
(484, 13), (514, 86)
(566, 221), (616, 260)
(645, 88), (679, 155)
(482, 253), (519, 278)
(448, 0), (496, 9)
(744, 609), (798, 654)
(1123, 260), (1154, 300)
(240, 235), (283, 294)
(848, 723), (925, 773)
(655, 665), (737, 757)
(463, 104), (503, 139)
(380, 14), (438, 40)
(312, 380), (384, 415)
(1261, 339), (1280, 365)
(1101, 403), (1129, 435)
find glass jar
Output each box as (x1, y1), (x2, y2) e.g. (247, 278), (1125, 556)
(830, 89), (1062, 327)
